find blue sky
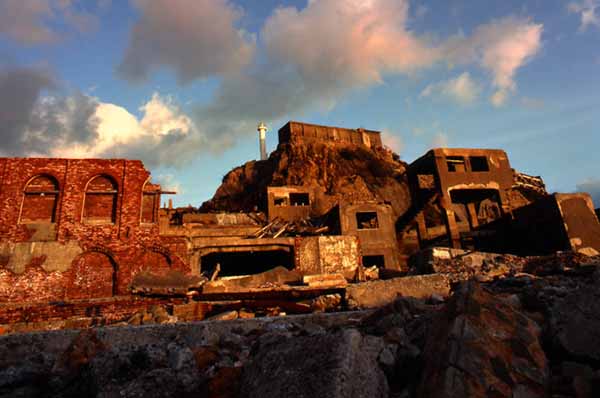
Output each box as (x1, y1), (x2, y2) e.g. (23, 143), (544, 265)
(0, 0), (599, 206)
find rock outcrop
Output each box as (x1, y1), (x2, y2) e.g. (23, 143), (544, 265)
(200, 141), (411, 218)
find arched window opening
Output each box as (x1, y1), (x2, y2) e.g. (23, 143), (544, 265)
(20, 175), (59, 223)
(141, 181), (160, 223)
(84, 175), (118, 224)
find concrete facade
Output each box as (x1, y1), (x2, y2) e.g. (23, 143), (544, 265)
(405, 148), (542, 250)
(278, 121), (383, 149)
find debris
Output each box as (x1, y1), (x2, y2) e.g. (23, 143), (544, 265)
(207, 310), (239, 321)
(302, 273), (348, 288)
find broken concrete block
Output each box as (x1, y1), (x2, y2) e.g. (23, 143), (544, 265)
(345, 274), (450, 309)
(206, 310), (238, 321)
(303, 273), (348, 288)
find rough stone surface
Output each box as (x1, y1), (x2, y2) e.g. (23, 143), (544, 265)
(418, 281), (548, 398)
(240, 328), (388, 398)
(200, 140), (410, 219)
(345, 274), (450, 309)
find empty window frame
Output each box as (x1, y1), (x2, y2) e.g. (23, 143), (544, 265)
(446, 156), (466, 172)
(289, 193), (310, 206)
(362, 255), (385, 268)
(356, 211), (379, 229)
(274, 197), (287, 206)
(20, 175), (59, 223)
(469, 156), (490, 172)
(84, 175), (118, 224)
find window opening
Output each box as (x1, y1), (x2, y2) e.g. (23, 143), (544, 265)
(21, 175), (59, 223)
(289, 193), (310, 206)
(363, 255), (385, 268)
(470, 156), (489, 172)
(356, 211), (379, 229)
(446, 156), (466, 172)
(84, 175), (118, 224)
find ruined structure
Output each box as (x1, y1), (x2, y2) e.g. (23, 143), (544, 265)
(1, 121), (599, 332)
(0, 159), (189, 303)
(404, 149), (600, 255)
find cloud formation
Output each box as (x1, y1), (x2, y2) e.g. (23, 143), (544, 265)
(445, 17), (543, 106)
(2, 1), (546, 169)
(420, 72), (481, 104)
(568, 0), (600, 31)
(263, 0), (437, 91)
(49, 93), (202, 168)
(118, 0), (255, 83)
(0, 66), (203, 168)
(0, 0), (106, 44)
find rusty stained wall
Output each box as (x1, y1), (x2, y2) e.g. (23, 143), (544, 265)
(408, 148), (514, 211)
(406, 148), (528, 250)
(295, 235), (360, 279)
(338, 202), (401, 270)
(278, 121), (383, 149)
(0, 158), (190, 303)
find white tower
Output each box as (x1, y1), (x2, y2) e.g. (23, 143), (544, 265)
(257, 122), (268, 160)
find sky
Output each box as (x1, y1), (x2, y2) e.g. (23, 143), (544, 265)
(0, 0), (599, 207)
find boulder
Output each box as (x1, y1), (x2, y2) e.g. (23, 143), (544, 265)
(240, 328), (388, 398)
(417, 281), (548, 398)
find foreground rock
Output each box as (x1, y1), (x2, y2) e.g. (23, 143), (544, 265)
(418, 282), (548, 397)
(241, 329), (388, 398)
(2, 255), (600, 397)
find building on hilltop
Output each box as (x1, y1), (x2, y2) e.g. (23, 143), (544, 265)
(278, 121), (383, 148)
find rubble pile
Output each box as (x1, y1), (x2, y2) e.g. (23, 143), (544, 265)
(1, 253), (600, 397)
(249, 217), (329, 238)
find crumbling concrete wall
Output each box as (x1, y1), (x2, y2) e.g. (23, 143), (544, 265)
(339, 202), (400, 270)
(0, 158), (190, 303)
(295, 236), (360, 279)
(267, 186), (314, 222)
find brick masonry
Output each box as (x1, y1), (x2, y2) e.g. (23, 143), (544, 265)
(0, 158), (190, 304)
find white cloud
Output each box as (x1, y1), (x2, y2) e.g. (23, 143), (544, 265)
(2, 3), (547, 170)
(0, 0), (106, 44)
(118, 0), (255, 83)
(48, 93), (199, 167)
(420, 72), (481, 104)
(445, 17), (543, 106)
(262, 0), (437, 93)
(568, 0), (600, 31)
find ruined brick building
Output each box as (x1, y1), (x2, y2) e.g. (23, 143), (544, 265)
(0, 159), (189, 303)
(1, 121), (599, 309)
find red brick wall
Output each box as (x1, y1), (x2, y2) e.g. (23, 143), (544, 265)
(0, 158), (191, 304)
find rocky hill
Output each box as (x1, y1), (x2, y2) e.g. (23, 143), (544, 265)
(200, 141), (411, 219)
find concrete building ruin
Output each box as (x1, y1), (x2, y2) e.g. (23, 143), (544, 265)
(0, 121), (599, 310)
